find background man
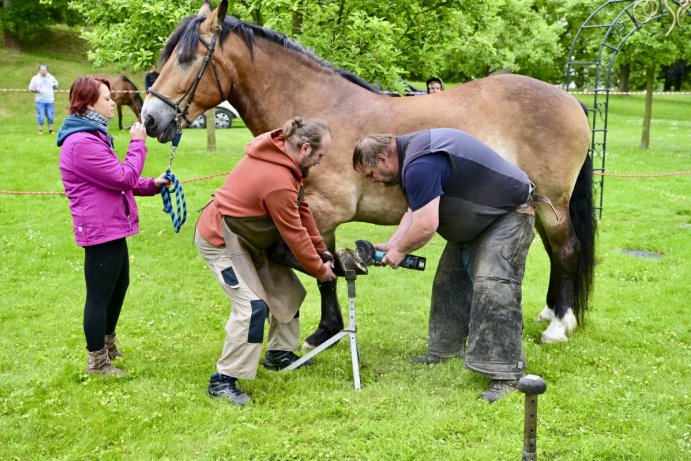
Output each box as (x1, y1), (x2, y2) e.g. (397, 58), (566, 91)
(29, 64), (59, 134)
(195, 117), (337, 406)
(353, 128), (535, 403)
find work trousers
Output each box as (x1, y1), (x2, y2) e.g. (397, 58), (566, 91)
(427, 210), (535, 380)
(195, 231), (299, 380)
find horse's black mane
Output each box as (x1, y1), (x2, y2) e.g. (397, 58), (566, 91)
(159, 15), (382, 94)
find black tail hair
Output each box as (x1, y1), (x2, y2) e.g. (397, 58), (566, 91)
(570, 153), (597, 324)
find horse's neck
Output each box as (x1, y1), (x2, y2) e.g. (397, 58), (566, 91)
(226, 37), (371, 134)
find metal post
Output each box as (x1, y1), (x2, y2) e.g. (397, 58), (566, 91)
(518, 375), (547, 461)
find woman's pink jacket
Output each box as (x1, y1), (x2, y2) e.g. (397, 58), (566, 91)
(59, 131), (159, 247)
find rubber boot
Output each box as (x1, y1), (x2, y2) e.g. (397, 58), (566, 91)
(86, 346), (126, 377)
(105, 333), (124, 360)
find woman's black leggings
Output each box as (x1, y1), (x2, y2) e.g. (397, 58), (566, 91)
(83, 238), (129, 352)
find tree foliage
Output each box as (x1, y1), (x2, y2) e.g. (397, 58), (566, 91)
(67, 0), (691, 90)
(0, 0), (81, 42)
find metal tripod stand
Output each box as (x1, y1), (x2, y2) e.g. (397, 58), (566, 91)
(282, 269), (361, 391)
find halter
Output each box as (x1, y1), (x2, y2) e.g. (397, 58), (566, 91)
(147, 31), (227, 131)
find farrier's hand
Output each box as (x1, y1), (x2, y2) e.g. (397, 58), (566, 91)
(318, 261), (337, 282)
(373, 242), (391, 252)
(154, 173), (171, 188)
(130, 121), (147, 141)
(382, 247), (405, 269)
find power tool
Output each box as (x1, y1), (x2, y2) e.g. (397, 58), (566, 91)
(354, 240), (426, 271)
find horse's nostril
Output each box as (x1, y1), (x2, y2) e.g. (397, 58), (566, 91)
(145, 118), (155, 128)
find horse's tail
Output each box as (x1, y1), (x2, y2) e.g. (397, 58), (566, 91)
(570, 152), (597, 324)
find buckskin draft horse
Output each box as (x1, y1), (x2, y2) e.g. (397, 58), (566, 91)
(97, 75), (144, 130)
(142, 0), (596, 345)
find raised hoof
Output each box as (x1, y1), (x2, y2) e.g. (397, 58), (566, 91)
(302, 328), (341, 351)
(536, 305), (555, 323)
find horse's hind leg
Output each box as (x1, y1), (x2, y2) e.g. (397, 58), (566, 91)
(538, 208), (579, 343)
(303, 230), (344, 350)
(534, 218), (557, 323)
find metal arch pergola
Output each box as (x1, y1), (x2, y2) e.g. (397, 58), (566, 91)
(565, 0), (690, 217)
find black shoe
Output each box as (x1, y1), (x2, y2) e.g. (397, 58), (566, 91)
(479, 379), (519, 403)
(263, 350), (315, 371)
(208, 372), (251, 405)
(411, 353), (450, 365)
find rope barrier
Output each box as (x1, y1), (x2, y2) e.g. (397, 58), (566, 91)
(592, 170), (691, 177)
(3, 88), (691, 96)
(1, 169), (686, 196)
(571, 91), (691, 95)
(0, 88), (140, 93)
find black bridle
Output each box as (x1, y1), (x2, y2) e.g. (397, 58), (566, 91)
(147, 31), (227, 131)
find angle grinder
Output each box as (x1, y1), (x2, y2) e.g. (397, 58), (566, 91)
(354, 240), (426, 271)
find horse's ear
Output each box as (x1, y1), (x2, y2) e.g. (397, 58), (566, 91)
(198, 0), (213, 16)
(200, 0), (228, 33)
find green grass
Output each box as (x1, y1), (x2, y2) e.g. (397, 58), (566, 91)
(1, 28), (690, 460)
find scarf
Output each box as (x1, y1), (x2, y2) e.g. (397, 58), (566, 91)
(82, 109), (110, 131)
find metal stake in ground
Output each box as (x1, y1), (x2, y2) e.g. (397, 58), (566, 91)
(518, 374), (547, 461)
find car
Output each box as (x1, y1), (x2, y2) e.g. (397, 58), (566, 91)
(187, 101), (240, 129)
(381, 81), (426, 97)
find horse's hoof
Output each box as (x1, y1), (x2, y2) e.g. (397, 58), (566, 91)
(563, 308), (577, 334)
(541, 318), (568, 344)
(536, 305), (555, 323)
(303, 328), (340, 351)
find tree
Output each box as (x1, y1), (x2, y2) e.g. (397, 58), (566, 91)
(70, 0), (565, 91)
(68, 0), (198, 71)
(616, 20), (690, 149)
(1, 0), (81, 50)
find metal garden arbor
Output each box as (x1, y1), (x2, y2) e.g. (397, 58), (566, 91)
(566, 0), (690, 216)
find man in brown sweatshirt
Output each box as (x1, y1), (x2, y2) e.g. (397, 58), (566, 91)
(195, 117), (337, 405)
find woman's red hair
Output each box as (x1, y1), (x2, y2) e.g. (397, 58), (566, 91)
(68, 76), (111, 116)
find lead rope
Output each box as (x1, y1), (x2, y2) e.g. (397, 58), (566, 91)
(160, 131), (187, 233)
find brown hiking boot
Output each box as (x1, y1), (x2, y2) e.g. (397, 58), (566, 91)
(105, 333), (124, 360)
(86, 346), (126, 377)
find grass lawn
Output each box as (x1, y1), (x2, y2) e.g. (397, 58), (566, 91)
(1, 28), (690, 461)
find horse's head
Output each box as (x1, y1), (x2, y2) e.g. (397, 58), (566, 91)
(142, 0), (230, 142)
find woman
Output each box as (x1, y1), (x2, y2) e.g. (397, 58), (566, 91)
(57, 76), (169, 377)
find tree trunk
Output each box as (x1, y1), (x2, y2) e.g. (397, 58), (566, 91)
(206, 109), (216, 153)
(252, 8), (264, 27)
(619, 64), (630, 93)
(639, 66), (655, 150)
(291, 6), (303, 37)
(3, 0), (20, 50)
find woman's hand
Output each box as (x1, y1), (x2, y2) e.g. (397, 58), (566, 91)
(154, 173), (171, 188)
(130, 121), (147, 141)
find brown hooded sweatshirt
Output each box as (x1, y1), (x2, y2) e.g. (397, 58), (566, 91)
(196, 129), (327, 278)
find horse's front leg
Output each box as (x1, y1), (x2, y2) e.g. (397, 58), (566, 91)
(304, 230), (344, 350)
(117, 104), (123, 130)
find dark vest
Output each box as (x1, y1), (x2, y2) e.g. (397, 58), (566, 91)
(398, 129), (531, 244)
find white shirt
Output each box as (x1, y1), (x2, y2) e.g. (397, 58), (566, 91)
(29, 73), (59, 103)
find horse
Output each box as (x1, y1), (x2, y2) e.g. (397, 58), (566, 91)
(141, 0), (596, 345)
(98, 75), (144, 130)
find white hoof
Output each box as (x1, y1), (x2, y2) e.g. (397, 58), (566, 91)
(563, 308), (577, 334)
(536, 305), (555, 323)
(541, 318), (568, 344)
